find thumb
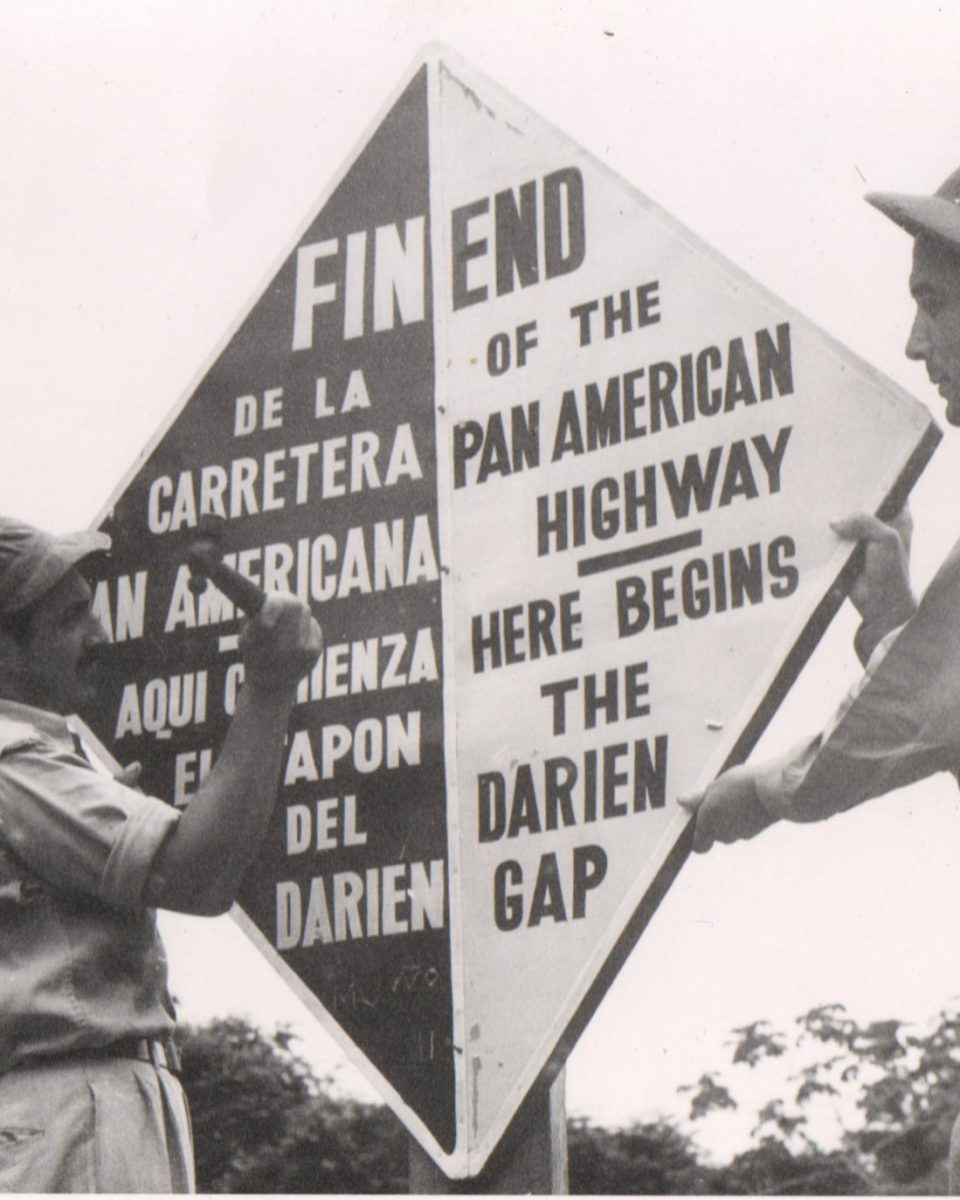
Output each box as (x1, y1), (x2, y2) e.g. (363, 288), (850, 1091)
(676, 791), (704, 814)
(115, 761), (143, 788)
(830, 512), (893, 544)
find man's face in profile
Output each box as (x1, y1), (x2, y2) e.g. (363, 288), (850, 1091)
(906, 234), (960, 426)
(0, 569), (108, 715)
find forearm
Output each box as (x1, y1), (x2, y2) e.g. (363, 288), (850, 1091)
(757, 573), (960, 824)
(853, 598), (915, 666)
(833, 509), (915, 667)
(690, 701), (945, 853)
(687, 536), (960, 852)
(145, 682), (294, 914)
(764, 734), (948, 825)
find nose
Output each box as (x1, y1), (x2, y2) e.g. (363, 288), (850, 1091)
(905, 308), (931, 362)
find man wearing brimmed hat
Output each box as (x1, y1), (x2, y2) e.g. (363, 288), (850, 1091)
(0, 515), (321, 1192)
(680, 165), (960, 1188)
(872, 166), (960, 429)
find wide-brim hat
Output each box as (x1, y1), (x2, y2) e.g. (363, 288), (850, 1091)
(0, 517), (111, 617)
(866, 165), (960, 251)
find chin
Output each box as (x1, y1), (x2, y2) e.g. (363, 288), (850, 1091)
(62, 681), (97, 716)
(947, 401), (960, 427)
(75, 685), (99, 713)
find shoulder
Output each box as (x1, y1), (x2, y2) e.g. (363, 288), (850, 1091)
(0, 715), (46, 758)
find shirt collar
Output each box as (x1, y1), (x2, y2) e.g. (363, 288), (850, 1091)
(0, 697), (75, 748)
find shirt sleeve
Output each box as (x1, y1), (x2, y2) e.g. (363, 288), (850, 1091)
(0, 735), (179, 911)
(752, 540), (960, 823)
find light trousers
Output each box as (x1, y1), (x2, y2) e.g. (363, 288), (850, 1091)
(0, 1057), (194, 1193)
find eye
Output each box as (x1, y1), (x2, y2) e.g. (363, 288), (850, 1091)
(916, 290), (945, 317)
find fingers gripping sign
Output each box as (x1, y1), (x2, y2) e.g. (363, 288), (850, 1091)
(677, 764), (776, 853)
(830, 508), (916, 664)
(143, 594), (322, 918)
(676, 507), (917, 855)
(240, 594), (323, 695)
(114, 761), (143, 788)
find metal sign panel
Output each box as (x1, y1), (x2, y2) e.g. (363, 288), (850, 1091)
(86, 46), (939, 1177)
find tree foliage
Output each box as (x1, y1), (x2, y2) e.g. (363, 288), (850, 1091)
(177, 1006), (960, 1193)
(680, 1003), (960, 1193)
(567, 1118), (715, 1194)
(178, 1018), (407, 1192)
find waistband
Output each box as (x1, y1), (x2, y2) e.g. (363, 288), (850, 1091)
(14, 1036), (181, 1076)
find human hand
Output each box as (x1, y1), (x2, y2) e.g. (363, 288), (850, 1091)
(114, 761), (142, 788)
(830, 508), (915, 664)
(677, 764), (776, 852)
(240, 594), (323, 696)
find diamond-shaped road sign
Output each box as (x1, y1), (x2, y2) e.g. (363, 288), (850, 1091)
(84, 46), (938, 1177)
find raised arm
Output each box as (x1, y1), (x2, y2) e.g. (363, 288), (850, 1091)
(831, 507), (915, 664)
(680, 531), (960, 853)
(144, 593), (321, 914)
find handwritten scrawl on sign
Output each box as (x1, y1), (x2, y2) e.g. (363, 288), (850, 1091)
(85, 46), (938, 1177)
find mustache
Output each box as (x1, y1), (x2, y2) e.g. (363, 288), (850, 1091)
(78, 643), (111, 671)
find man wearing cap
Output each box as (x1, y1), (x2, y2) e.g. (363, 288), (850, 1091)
(0, 516), (321, 1192)
(680, 165), (960, 1187)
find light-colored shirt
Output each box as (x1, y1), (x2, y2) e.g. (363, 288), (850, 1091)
(754, 539), (960, 822)
(0, 698), (180, 1069)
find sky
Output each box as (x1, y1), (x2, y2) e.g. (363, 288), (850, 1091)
(3, 0), (960, 1161)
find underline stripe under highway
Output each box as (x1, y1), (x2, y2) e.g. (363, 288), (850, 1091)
(576, 529), (704, 577)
